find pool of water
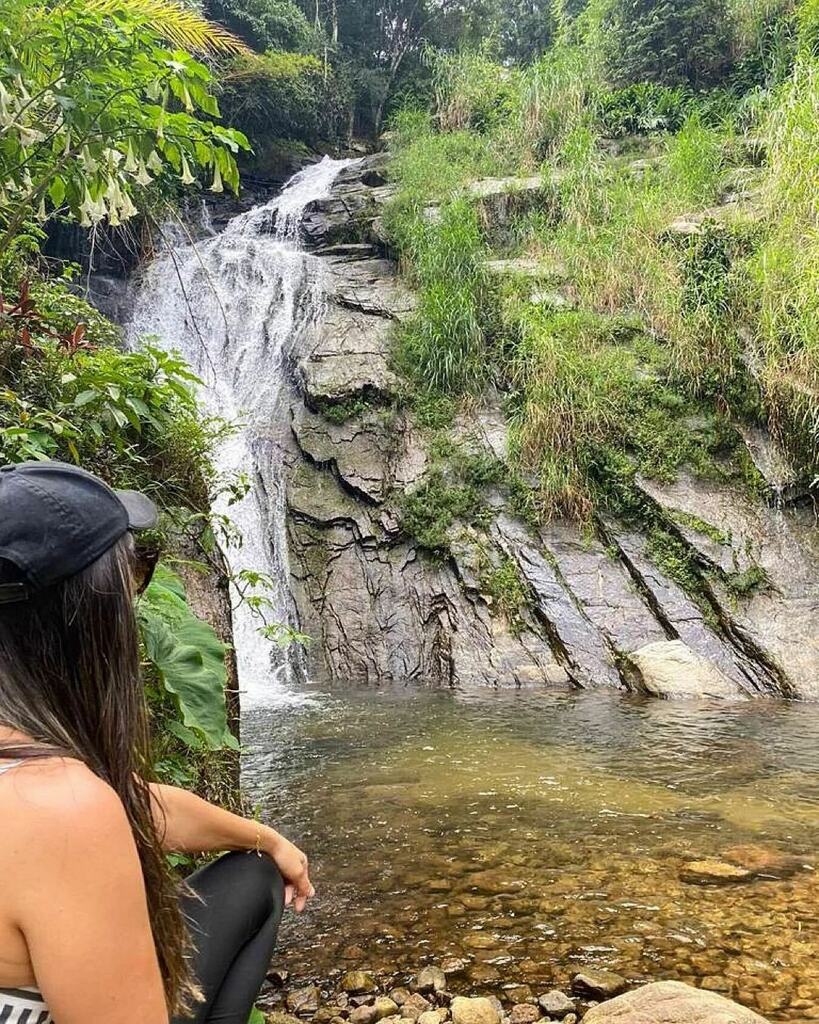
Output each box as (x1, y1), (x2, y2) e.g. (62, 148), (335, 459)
(242, 688), (819, 1020)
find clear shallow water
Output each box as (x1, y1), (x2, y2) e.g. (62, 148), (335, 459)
(243, 689), (819, 1020)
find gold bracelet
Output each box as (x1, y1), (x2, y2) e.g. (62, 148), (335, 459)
(254, 822), (262, 857)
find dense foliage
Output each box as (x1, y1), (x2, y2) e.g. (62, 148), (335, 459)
(0, 0), (248, 244)
(383, 0), (818, 529)
(0, 1), (250, 786)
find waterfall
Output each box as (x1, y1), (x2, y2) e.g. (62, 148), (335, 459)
(126, 156), (355, 705)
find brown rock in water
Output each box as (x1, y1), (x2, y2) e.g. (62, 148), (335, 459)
(463, 932), (499, 950)
(580, 981), (770, 1023)
(465, 871), (527, 895)
(390, 991), (411, 1007)
(537, 992), (575, 1019)
(401, 994), (433, 1021)
(450, 997), (502, 1024)
(342, 973), (379, 995)
(508, 1004), (541, 1024)
(680, 860), (753, 885)
(287, 987), (322, 1016)
(503, 987), (534, 1005)
(571, 972), (627, 1000)
(722, 844), (810, 879)
(373, 1000), (401, 1021)
(440, 958), (470, 977)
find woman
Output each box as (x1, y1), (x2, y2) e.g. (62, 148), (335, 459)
(0, 460), (314, 1024)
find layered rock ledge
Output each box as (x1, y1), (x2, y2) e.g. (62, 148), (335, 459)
(282, 156), (819, 697)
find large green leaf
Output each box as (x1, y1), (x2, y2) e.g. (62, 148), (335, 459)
(138, 564), (237, 750)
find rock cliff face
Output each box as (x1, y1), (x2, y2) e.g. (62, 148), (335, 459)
(283, 156), (819, 698)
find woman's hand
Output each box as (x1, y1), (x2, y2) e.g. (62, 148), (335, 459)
(266, 831), (315, 912)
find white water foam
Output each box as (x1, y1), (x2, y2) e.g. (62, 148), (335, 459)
(126, 156), (356, 707)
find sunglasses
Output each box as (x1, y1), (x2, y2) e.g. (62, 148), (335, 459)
(131, 541), (159, 597)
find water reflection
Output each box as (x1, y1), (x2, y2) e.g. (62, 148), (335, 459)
(242, 689), (819, 1020)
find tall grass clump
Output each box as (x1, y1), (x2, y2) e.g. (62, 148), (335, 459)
(507, 305), (726, 518)
(749, 56), (819, 466)
(394, 198), (491, 395)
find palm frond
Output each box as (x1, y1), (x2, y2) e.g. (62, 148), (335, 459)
(86, 0), (252, 56)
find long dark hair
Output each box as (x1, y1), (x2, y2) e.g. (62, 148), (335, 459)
(0, 534), (196, 1015)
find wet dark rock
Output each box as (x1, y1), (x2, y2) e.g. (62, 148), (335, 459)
(537, 992), (575, 1019)
(287, 986), (322, 1015)
(571, 971), (627, 1000)
(341, 972), (378, 995)
(267, 969), (291, 988)
(581, 981), (770, 1023)
(414, 968), (447, 994)
(721, 844), (811, 879)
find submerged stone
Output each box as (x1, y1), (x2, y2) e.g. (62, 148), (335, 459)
(680, 860), (753, 885)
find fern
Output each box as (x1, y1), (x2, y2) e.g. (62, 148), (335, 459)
(86, 0), (251, 55)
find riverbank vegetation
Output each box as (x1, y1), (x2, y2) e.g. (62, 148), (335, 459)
(384, 0), (819, 526)
(0, 0), (251, 794)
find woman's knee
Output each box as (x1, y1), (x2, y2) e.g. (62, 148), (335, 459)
(188, 851), (284, 916)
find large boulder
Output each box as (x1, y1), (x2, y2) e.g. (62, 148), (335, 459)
(630, 640), (747, 699)
(581, 981), (769, 1024)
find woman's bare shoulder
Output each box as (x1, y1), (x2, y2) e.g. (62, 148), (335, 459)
(0, 758), (129, 845)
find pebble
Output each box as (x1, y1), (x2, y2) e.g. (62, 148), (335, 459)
(450, 997), (501, 1024)
(390, 990), (411, 1007)
(342, 973), (379, 996)
(375, 999), (401, 1020)
(463, 933), (498, 950)
(350, 1006), (379, 1024)
(679, 860), (752, 885)
(440, 958), (470, 976)
(571, 971), (627, 1000)
(401, 994), (433, 1021)
(287, 987), (322, 1016)
(508, 1004), (540, 1024)
(537, 992), (575, 1019)
(414, 967), (447, 994)
(267, 969), (291, 988)
(418, 1012), (449, 1024)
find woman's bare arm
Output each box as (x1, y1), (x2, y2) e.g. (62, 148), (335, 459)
(148, 783), (314, 912)
(8, 762), (168, 1024)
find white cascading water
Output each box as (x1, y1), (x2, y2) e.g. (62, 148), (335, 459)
(126, 156), (355, 705)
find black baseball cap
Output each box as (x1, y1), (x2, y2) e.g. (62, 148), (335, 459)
(0, 461), (158, 605)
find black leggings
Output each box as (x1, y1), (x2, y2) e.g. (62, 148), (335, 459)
(173, 851), (285, 1024)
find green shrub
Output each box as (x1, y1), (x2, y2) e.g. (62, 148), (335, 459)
(600, 0), (734, 89)
(596, 83), (693, 136)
